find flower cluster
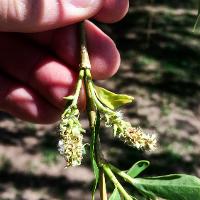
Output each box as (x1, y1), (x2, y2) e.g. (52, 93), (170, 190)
(58, 106), (85, 168)
(103, 111), (157, 151)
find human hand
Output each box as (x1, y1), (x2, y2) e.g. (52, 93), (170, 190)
(0, 0), (129, 123)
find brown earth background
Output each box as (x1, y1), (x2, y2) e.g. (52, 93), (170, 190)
(0, 1), (200, 199)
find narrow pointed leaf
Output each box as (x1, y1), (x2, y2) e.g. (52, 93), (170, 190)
(194, 0), (200, 31)
(132, 174), (200, 200)
(127, 160), (150, 178)
(94, 85), (134, 110)
(90, 112), (101, 199)
(63, 95), (74, 100)
(194, 14), (200, 31)
(91, 160), (99, 200)
(109, 188), (121, 200)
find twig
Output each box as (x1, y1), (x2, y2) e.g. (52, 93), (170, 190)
(100, 168), (108, 200)
(79, 21), (107, 200)
(103, 164), (132, 200)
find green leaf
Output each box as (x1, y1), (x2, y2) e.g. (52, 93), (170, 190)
(194, 0), (200, 31)
(109, 188), (121, 200)
(63, 95), (74, 107)
(194, 14), (200, 31)
(127, 160), (150, 178)
(91, 159), (99, 200)
(94, 85), (134, 110)
(63, 95), (74, 100)
(132, 174), (200, 200)
(90, 112), (101, 200)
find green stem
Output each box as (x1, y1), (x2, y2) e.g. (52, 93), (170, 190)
(83, 63), (96, 129)
(103, 164), (132, 200)
(62, 68), (84, 117)
(78, 22), (96, 129)
(109, 164), (135, 185)
(79, 22), (91, 70)
(71, 69), (84, 106)
(79, 21), (105, 200)
(86, 71), (115, 115)
(109, 164), (139, 200)
(79, 22), (105, 166)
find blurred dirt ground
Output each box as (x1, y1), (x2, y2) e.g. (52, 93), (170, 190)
(0, 1), (200, 200)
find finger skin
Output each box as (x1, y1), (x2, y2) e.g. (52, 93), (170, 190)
(95, 0), (129, 23)
(29, 56), (84, 109)
(0, 74), (60, 123)
(0, 0), (126, 123)
(0, 33), (84, 109)
(0, 0), (103, 32)
(0, 21), (120, 111)
(28, 20), (120, 80)
(86, 21), (120, 79)
(0, 0), (129, 32)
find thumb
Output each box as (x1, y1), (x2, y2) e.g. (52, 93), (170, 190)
(0, 0), (103, 32)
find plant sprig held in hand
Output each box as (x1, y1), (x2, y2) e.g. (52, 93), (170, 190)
(57, 22), (200, 200)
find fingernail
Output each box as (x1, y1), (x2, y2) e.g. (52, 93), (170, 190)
(70, 0), (94, 8)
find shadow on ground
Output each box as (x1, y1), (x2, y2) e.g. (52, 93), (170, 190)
(0, 1), (200, 199)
